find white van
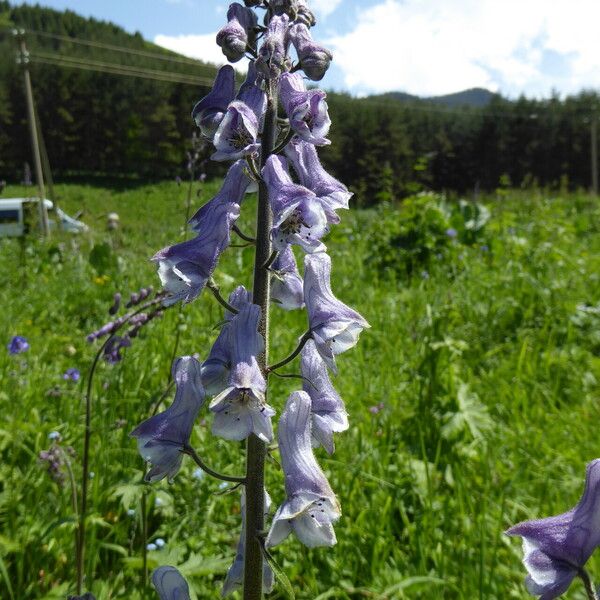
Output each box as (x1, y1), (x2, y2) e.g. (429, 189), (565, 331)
(0, 198), (88, 237)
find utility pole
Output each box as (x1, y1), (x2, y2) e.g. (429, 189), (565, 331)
(14, 29), (50, 236)
(592, 111), (598, 196)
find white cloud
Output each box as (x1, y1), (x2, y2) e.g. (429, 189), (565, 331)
(310, 0), (343, 19)
(154, 33), (248, 73)
(327, 0), (600, 97)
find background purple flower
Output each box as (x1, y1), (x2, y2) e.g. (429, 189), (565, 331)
(8, 335), (29, 355)
(63, 368), (81, 382)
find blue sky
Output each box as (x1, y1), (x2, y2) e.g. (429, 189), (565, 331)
(10, 0), (600, 98)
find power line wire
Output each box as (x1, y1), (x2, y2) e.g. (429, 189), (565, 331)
(29, 51), (214, 86)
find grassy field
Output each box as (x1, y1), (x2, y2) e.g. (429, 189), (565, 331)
(1, 181), (600, 599)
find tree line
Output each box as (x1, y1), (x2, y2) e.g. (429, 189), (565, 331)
(1, 1), (599, 206)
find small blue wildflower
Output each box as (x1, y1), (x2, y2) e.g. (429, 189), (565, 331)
(63, 368), (81, 382)
(445, 228), (458, 238)
(146, 543), (157, 552)
(219, 481), (229, 490)
(155, 497), (164, 507)
(421, 270), (429, 280)
(192, 467), (205, 480)
(127, 508), (136, 517)
(480, 244), (489, 252)
(48, 431), (61, 441)
(155, 538), (166, 548)
(8, 336), (29, 355)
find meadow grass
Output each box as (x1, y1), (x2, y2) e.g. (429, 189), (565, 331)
(1, 181), (600, 599)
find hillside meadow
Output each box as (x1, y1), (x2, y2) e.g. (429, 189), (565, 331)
(1, 181), (600, 599)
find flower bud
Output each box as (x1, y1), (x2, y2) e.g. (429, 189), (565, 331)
(255, 14), (289, 79)
(216, 3), (258, 63)
(108, 292), (121, 315)
(296, 0), (316, 27)
(289, 23), (332, 81)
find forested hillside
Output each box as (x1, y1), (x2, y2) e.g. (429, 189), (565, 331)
(1, 1), (599, 204)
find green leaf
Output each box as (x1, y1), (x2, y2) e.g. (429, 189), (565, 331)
(260, 543), (295, 600)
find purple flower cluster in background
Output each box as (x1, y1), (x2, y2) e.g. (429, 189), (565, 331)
(7, 335), (29, 355)
(132, 1), (370, 596)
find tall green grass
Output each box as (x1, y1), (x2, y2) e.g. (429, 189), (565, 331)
(1, 182), (600, 599)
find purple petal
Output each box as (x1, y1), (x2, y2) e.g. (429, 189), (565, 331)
(301, 340), (348, 454)
(255, 15), (289, 80)
(285, 138), (352, 222)
(192, 65), (236, 138)
(266, 391), (340, 548)
(506, 459), (600, 599)
(153, 201), (240, 305)
(279, 73), (331, 146)
(7, 335), (29, 355)
(131, 356), (205, 483)
(212, 101), (260, 162)
(288, 23), (332, 81)
(152, 566), (191, 600)
(303, 253), (370, 371)
(271, 246), (305, 310)
(263, 155), (328, 254)
(216, 3), (258, 63)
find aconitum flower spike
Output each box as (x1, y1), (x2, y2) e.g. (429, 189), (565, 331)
(201, 285), (252, 395)
(153, 200), (240, 305)
(189, 160), (253, 233)
(255, 14), (289, 80)
(506, 459), (600, 600)
(222, 489), (274, 597)
(279, 72), (331, 146)
(271, 246), (304, 310)
(262, 155), (328, 253)
(131, 356), (205, 483)
(288, 22), (332, 81)
(266, 391), (341, 548)
(304, 252), (370, 372)
(285, 138), (351, 223)
(151, 566), (191, 600)
(210, 304), (275, 442)
(300, 340), (348, 453)
(192, 65), (236, 139)
(216, 3), (258, 63)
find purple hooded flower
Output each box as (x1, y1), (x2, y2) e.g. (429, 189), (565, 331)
(153, 200), (240, 305)
(7, 335), (29, 355)
(209, 304), (275, 442)
(285, 138), (351, 223)
(262, 155), (328, 253)
(201, 286), (252, 395)
(279, 73), (330, 146)
(189, 160), (254, 233)
(131, 356), (205, 483)
(192, 65), (236, 139)
(216, 3), (258, 63)
(506, 459), (600, 600)
(266, 391), (341, 548)
(300, 340), (348, 454)
(63, 368), (81, 382)
(304, 253), (370, 372)
(271, 246), (304, 310)
(151, 566), (191, 600)
(288, 23), (332, 81)
(103, 335), (131, 364)
(255, 14), (289, 80)
(212, 101), (261, 162)
(222, 489), (274, 597)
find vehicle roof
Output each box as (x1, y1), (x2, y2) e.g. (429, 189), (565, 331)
(0, 198), (53, 209)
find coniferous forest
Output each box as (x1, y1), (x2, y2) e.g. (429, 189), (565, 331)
(1, 0), (599, 205)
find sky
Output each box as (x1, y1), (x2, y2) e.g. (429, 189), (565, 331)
(10, 0), (600, 98)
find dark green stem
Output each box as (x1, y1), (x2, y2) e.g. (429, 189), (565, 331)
(183, 445), (246, 483)
(243, 76), (278, 600)
(267, 330), (312, 372)
(207, 278), (240, 314)
(579, 568), (599, 600)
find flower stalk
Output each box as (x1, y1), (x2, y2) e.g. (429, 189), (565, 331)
(243, 76), (278, 600)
